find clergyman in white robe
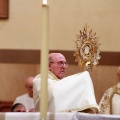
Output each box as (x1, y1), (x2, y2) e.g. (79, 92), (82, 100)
(33, 70), (99, 113)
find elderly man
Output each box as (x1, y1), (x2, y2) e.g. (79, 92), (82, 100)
(99, 67), (120, 115)
(33, 53), (99, 113)
(13, 77), (35, 112)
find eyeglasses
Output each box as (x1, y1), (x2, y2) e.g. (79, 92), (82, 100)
(50, 61), (69, 67)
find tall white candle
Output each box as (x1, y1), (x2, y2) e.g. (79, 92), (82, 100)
(40, 0), (49, 119)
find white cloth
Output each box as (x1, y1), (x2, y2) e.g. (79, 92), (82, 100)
(33, 71), (99, 113)
(2, 112), (120, 120)
(13, 93), (34, 112)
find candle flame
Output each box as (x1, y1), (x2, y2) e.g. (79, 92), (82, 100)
(43, 0), (47, 5)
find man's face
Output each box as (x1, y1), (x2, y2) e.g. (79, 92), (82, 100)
(49, 54), (68, 79)
(25, 77), (34, 97)
(14, 106), (26, 112)
(26, 84), (33, 97)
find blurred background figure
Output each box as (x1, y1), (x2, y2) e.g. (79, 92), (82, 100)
(13, 77), (35, 112)
(11, 103), (26, 112)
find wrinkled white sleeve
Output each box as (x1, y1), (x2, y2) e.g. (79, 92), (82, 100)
(52, 71), (99, 112)
(33, 74), (41, 112)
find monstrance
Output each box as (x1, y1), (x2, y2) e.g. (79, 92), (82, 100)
(74, 24), (101, 71)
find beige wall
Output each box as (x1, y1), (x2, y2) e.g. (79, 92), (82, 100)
(0, 0), (120, 105)
(0, 0), (120, 51)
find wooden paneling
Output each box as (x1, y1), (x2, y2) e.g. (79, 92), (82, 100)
(0, 101), (13, 112)
(0, 49), (119, 66)
(0, 49), (119, 103)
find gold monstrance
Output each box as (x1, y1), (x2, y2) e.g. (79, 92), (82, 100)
(74, 24), (101, 71)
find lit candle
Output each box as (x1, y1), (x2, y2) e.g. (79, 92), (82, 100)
(40, 0), (49, 119)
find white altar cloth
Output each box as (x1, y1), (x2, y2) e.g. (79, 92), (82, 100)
(0, 112), (120, 120)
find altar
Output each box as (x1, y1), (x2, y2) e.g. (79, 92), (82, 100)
(0, 112), (120, 120)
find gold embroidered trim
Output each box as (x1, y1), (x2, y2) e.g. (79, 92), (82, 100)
(59, 104), (99, 113)
(48, 70), (59, 80)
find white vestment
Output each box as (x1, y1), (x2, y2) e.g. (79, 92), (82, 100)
(33, 71), (99, 113)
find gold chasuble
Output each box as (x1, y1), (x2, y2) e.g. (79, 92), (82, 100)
(99, 83), (120, 115)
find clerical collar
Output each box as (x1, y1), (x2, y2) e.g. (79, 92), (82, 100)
(48, 70), (59, 80)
